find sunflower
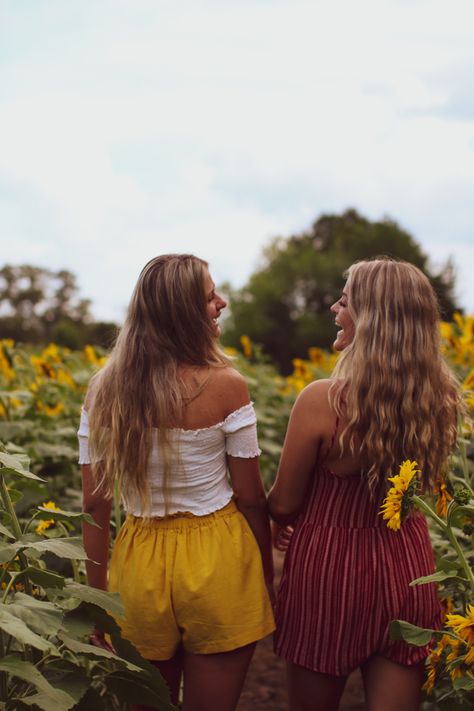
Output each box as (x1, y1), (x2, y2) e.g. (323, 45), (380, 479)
(423, 635), (448, 694)
(240, 335), (252, 358)
(35, 501), (61, 535)
(465, 645), (474, 665)
(435, 481), (453, 517)
(379, 460), (420, 531)
(446, 604), (474, 646)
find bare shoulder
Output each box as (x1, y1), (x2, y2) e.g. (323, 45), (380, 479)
(294, 379), (332, 412)
(289, 379), (336, 439)
(209, 366), (250, 416)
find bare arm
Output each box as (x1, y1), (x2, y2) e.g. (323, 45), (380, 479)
(81, 463), (112, 590)
(228, 454), (274, 590)
(268, 381), (330, 526)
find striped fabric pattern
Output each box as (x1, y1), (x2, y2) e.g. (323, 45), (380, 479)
(274, 466), (442, 676)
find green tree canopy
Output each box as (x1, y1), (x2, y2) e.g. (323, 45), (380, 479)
(222, 209), (458, 372)
(0, 264), (116, 348)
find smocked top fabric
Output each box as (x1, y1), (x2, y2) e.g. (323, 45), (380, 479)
(77, 402), (261, 517)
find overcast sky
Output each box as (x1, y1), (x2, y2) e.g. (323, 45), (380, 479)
(1, 0), (474, 322)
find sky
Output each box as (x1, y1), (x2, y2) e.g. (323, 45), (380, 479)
(1, 0), (474, 322)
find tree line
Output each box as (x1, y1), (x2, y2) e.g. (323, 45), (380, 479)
(1, 210), (458, 370)
(0, 264), (116, 350)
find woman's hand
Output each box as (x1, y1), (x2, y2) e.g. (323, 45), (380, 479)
(90, 630), (116, 654)
(272, 522), (294, 552)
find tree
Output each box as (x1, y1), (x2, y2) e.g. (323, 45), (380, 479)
(0, 264), (116, 348)
(222, 209), (459, 372)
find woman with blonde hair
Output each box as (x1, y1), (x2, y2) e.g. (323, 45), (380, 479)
(268, 257), (462, 711)
(79, 254), (274, 711)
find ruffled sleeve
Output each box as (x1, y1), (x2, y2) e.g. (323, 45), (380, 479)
(222, 402), (261, 458)
(77, 408), (91, 465)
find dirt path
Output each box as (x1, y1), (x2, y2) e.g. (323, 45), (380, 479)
(236, 631), (365, 710)
(237, 552), (366, 710)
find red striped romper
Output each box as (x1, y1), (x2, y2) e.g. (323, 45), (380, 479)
(274, 450), (441, 675)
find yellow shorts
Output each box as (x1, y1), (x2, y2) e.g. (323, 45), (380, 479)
(108, 499), (275, 660)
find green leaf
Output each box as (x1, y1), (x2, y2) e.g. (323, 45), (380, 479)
(52, 581), (124, 617)
(453, 675), (474, 691)
(436, 556), (462, 573)
(46, 671), (90, 704)
(1, 466), (45, 482)
(73, 686), (105, 710)
(57, 631), (142, 671)
(4, 488), (23, 504)
(389, 620), (435, 646)
(61, 606), (95, 639)
(0, 542), (15, 564)
(36, 508), (99, 527)
(0, 607), (58, 652)
(9, 591), (63, 636)
(0, 656), (75, 710)
(80, 602), (121, 635)
(0, 452), (44, 480)
(18, 536), (88, 560)
(410, 570), (462, 585)
(0, 521), (14, 539)
(13, 566), (65, 590)
(456, 504), (474, 516)
(83, 604), (176, 703)
(103, 670), (177, 711)
(0, 449), (31, 471)
(12, 692), (71, 710)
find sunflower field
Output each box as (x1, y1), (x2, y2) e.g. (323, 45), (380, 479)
(0, 314), (473, 709)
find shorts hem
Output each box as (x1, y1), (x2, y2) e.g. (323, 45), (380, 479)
(130, 646), (180, 662)
(274, 647), (432, 677)
(275, 650), (353, 677)
(184, 622), (276, 655)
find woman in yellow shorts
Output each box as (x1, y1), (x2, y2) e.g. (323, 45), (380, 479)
(78, 254), (275, 710)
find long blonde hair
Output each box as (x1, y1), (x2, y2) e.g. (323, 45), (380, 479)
(88, 254), (230, 511)
(329, 257), (462, 492)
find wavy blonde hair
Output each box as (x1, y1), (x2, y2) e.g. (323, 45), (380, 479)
(329, 257), (462, 492)
(88, 254), (230, 512)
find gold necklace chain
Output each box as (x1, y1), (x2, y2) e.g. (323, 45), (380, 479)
(180, 366), (211, 405)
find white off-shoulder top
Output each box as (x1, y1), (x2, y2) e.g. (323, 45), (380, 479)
(78, 402), (261, 517)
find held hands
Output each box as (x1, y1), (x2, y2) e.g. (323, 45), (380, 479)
(90, 630), (116, 654)
(272, 522), (294, 552)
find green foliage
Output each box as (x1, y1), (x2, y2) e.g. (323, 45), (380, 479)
(223, 209), (459, 371)
(386, 449), (474, 707)
(0, 449), (177, 711)
(0, 265), (116, 349)
(1, 328), (473, 705)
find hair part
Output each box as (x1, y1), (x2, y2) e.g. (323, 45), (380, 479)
(329, 257), (462, 492)
(88, 254), (231, 513)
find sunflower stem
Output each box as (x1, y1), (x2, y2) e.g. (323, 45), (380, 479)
(412, 495), (447, 531)
(412, 495), (474, 596)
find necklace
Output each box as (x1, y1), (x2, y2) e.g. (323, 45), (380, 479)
(180, 366), (211, 405)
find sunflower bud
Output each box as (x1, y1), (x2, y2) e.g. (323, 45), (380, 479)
(454, 488), (471, 506)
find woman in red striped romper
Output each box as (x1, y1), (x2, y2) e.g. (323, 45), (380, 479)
(268, 258), (462, 711)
